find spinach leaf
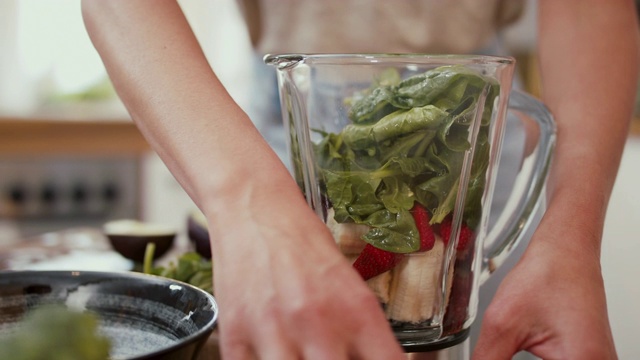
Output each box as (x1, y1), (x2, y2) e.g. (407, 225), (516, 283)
(315, 65), (499, 253)
(361, 208), (420, 253)
(347, 86), (397, 125)
(342, 105), (447, 150)
(345, 68), (404, 124)
(415, 142), (465, 224)
(391, 66), (488, 109)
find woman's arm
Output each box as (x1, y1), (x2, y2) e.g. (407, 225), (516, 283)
(81, 1), (405, 359)
(82, 0), (270, 205)
(474, 0), (639, 358)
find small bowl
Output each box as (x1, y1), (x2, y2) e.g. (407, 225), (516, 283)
(104, 219), (176, 262)
(187, 211), (211, 259)
(0, 270), (218, 360)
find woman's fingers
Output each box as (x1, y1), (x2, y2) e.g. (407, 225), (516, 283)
(218, 331), (257, 360)
(349, 319), (405, 360)
(472, 302), (525, 360)
(215, 259), (405, 359)
(295, 290), (404, 360)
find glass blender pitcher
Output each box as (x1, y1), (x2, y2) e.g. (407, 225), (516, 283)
(265, 54), (556, 352)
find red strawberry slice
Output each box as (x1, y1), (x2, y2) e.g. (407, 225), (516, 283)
(411, 203), (436, 251)
(439, 216), (474, 251)
(353, 244), (404, 280)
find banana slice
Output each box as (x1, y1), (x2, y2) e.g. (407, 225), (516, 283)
(367, 270), (392, 304)
(326, 208), (369, 255)
(346, 255), (392, 304)
(385, 239), (446, 323)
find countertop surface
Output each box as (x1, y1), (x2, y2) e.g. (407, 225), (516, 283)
(0, 227), (132, 271)
(0, 227), (201, 272)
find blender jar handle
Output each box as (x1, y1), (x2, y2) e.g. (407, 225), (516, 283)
(480, 90), (557, 284)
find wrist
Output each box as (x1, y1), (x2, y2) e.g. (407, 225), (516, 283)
(199, 153), (311, 249)
(533, 184), (607, 260)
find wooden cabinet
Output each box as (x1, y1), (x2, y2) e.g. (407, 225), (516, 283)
(0, 116), (149, 157)
(0, 115), (150, 235)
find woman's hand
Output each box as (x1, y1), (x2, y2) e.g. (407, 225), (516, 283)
(473, 206), (617, 360)
(207, 175), (405, 359)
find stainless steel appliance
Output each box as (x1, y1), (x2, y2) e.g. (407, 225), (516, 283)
(0, 156), (140, 239)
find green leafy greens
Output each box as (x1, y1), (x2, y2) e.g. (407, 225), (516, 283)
(315, 65), (499, 253)
(0, 306), (111, 360)
(144, 243), (213, 294)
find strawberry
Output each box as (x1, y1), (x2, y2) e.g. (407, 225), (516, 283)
(442, 268), (472, 334)
(411, 202), (436, 251)
(439, 216), (474, 251)
(353, 244), (404, 280)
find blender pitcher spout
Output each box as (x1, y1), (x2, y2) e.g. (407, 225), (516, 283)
(264, 54), (306, 70)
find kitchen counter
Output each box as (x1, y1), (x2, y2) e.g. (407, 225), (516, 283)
(0, 227), (132, 271)
(0, 226), (205, 272)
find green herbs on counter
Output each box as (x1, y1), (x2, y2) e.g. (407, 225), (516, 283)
(143, 243), (213, 294)
(0, 306), (111, 360)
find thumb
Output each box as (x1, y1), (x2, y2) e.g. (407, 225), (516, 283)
(472, 307), (525, 360)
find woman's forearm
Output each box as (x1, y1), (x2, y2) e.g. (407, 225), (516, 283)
(537, 0), (639, 251)
(81, 0), (296, 217)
